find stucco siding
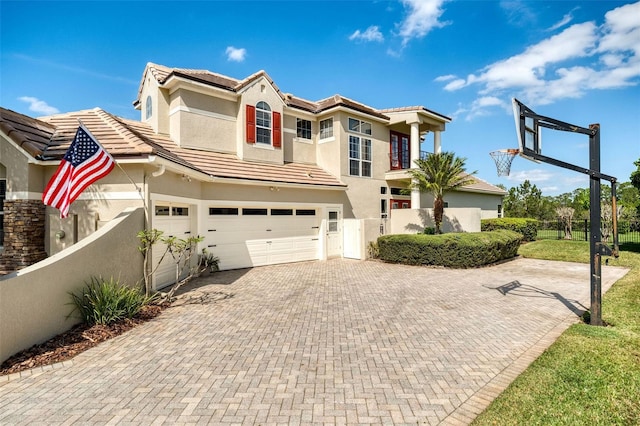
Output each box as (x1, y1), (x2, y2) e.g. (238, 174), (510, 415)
(0, 136), (31, 193)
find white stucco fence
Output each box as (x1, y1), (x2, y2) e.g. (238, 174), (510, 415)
(389, 208), (481, 235)
(0, 207), (145, 364)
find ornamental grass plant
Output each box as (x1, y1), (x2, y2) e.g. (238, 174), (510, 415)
(69, 277), (152, 326)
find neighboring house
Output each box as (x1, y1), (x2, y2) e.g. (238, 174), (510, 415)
(0, 63), (505, 286)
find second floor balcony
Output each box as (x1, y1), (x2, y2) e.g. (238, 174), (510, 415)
(389, 150), (432, 170)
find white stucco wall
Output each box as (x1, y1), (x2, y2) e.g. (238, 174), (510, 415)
(389, 207), (481, 234)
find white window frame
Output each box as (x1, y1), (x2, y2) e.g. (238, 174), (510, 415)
(349, 135), (372, 177)
(296, 118), (312, 140)
(319, 117), (334, 140)
(145, 96), (152, 120)
(348, 117), (372, 135)
(256, 101), (272, 145)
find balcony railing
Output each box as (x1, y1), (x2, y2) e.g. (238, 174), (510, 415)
(389, 151), (432, 170)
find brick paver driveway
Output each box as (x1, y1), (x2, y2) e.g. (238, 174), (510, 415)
(0, 258), (629, 425)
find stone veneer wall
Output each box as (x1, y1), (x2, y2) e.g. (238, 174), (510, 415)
(1, 200), (47, 271)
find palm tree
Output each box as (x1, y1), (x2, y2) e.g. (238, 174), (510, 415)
(407, 152), (477, 234)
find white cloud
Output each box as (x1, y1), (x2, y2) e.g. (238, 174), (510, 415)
(465, 96), (507, 121)
(499, 0), (536, 27)
(434, 74), (456, 82)
(436, 1), (640, 120)
(547, 7), (579, 32)
(506, 168), (554, 183)
(225, 46), (247, 62)
(349, 26), (384, 42)
(443, 78), (466, 91)
(397, 0), (449, 47)
(18, 96), (59, 115)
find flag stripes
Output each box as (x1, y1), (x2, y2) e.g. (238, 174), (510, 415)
(42, 125), (115, 218)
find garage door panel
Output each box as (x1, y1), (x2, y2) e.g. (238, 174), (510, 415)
(207, 243), (253, 270)
(206, 207), (322, 270)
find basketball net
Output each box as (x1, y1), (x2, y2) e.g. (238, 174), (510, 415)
(490, 149), (519, 176)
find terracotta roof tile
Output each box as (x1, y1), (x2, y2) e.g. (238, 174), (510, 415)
(122, 118), (345, 187)
(136, 63), (394, 121)
(37, 108), (154, 160)
(379, 105), (451, 122)
(460, 174), (506, 195)
(0, 107), (56, 158)
(4, 106), (345, 188)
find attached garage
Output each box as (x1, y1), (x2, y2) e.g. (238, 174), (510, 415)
(204, 206), (322, 270)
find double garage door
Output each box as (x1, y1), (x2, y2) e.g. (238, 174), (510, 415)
(152, 203), (322, 288)
(205, 206), (321, 270)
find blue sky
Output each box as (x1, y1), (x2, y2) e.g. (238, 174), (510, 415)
(1, 0), (639, 195)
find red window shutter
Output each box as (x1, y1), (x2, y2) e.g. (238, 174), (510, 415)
(246, 104), (256, 144)
(273, 111), (282, 148)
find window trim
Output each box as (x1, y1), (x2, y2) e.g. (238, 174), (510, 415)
(296, 118), (312, 140)
(255, 101), (272, 145)
(348, 117), (372, 135)
(145, 96), (152, 120)
(348, 135), (372, 177)
(319, 117), (334, 140)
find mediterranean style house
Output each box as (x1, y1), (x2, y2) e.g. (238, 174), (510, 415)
(0, 63), (505, 287)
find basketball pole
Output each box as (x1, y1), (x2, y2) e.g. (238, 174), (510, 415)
(512, 100), (619, 326)
(589, 124), (603, 326)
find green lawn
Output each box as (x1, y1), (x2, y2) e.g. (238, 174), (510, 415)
(472, 240), (640, 425)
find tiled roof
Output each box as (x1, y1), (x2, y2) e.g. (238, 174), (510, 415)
(119, 117), (344, 187)
(460, 174), (506, 195)
(1, 107), (345, 188)
(0, 107), (56, 158)
(137, 63), (391, 120)
(379, 106), (451, 122)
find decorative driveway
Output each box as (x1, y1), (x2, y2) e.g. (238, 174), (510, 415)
(0, 258), (629, 425)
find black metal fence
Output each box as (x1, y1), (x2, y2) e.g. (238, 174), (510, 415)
(537, 219), (640, 244)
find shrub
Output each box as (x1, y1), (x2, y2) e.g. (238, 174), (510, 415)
(69, 277), (151, 325)
(481, 217), (538, 242)
(377, 230), (522, 268)
(422, 227), (436, 235)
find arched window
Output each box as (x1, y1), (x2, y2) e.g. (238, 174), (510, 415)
(145, 96), (152, 120)
(255, 101), (271, 144)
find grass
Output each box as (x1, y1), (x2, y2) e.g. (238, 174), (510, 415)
(472, 240), (640, 425)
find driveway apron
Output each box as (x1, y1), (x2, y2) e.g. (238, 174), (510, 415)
(0, 258), (629, 425)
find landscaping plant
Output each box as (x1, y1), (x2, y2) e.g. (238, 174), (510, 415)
(69, 276), (152, 326)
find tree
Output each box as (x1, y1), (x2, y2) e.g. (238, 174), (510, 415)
(503, 180), (543, 218)
(556, 206), (575, 239)
(407, 152), (476, 234)
(631, 159), (640, 191)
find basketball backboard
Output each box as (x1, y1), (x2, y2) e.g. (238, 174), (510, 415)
(512, 98), (542, 162)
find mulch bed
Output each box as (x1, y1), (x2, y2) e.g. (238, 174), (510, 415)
(0, 304), (167, 376)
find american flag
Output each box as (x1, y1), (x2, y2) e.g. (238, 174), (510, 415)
(42, 125), (115, 218)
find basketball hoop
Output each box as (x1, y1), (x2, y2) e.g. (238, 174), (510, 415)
(490, 148), (519, 176)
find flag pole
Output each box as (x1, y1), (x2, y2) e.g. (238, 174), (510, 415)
(77, 119), (147, 216)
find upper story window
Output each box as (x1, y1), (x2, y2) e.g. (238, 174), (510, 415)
(145, 96), (152, 120)
(348, 117), (372, 177)
(246, 102), (282, 148)
(320, 118), (333, 140)
(296, 118), (312, 140)
(348, 118), (372, 135)
(256, 101), (271, 144)
(349, 135), (372, 177)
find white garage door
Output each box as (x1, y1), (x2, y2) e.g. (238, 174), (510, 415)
(152, 204), (192, 289)
(205, 207), (320, 270)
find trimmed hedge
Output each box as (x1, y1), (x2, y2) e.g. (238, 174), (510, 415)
(377, 230), (522, 268)
(481, 217), (538, 242)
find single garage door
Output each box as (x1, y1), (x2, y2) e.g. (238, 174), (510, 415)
(205, 206), (320, 270)
(152, 204), (192, 289)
